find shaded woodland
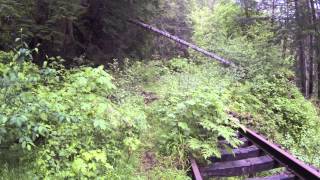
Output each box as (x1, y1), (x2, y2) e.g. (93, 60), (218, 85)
(1, 0), (320, 98)
(0, 0), (320, 179)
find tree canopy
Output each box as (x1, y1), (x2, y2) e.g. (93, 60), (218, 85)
(0, 0), (160, 64)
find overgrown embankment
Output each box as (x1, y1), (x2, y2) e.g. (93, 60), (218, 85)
(0, 50), (319, 179)
(116, 58), (320, 170)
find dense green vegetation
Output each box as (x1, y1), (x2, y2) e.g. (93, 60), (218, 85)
(0, 0), (319, 179)
(0, 54), (319, 178)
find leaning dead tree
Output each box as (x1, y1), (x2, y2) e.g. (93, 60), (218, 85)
(128, 20), (235, 67)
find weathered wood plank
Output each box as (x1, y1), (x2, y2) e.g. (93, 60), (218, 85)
(201, 156), (278, 177)
(210, 145), (262, 162)
(239, 127), (320, 179)
(246, 172), (296, 180)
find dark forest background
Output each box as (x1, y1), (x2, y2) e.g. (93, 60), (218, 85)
(1, 0), (320, 98)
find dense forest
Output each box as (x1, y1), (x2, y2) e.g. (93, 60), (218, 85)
(0, 0), (319, 179)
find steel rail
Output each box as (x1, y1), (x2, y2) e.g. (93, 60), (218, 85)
(190, 126), (320, 179)
(190, 157), (203, 180)
(239, 127), (320, 180)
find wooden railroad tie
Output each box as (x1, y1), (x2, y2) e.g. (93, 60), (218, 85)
(190, 128), (320, 180)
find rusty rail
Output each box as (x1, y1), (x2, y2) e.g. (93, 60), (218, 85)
(191, 126), (320, 180)
(239, 127), (320, 180)
(190, 157), (203, 180)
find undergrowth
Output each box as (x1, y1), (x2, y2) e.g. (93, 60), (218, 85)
(116, 57), (320, 170)
(0, 50), (319, 179)
(0, 1), (319, 178)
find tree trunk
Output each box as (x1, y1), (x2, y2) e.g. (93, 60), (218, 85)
(271, 0), (276, 25)
(309, 34), (314, 97)
(310, 0), (320, 98)
(294, 0), (308, 97)
(307, 0), (314, 97)
(129, 19), (234, 66)
(282, 0), (290, 59)
(32, 0), (50, 65)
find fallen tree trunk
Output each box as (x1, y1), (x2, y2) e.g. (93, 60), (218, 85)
(128, 19), (235, 66)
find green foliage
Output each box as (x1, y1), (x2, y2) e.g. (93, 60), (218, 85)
(1, 50), (320, 178)
(188, 1), (320, 166)
(121, 58), (242, 166)
(0, 51), (148, 178)
(190, 0), (286, 79)
(0, 164), (34, 180)
(122, 58), (320, 169)
(1, 0), (320, 176)
(0, 0), (83, 50)
(190, 0), (241, 40)
(167, 58), (190, 72)
(127, 61), (169, 84)
(153, 86), (241, 160)
(230, 72), (320, 166)
(145, 167), (190, 180)
(70, 150), (112, 178)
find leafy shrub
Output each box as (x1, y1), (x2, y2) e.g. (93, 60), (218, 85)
(0, 51), (148, 178)
(134, 59), (320, 168)
(167, 58), (190, 73)
(231, 72), (318, 139)
(151, 86), (241, 162)
(124, 61), (170, 85)
(230, 72), (320, 166)
(190, 0), (286, 79)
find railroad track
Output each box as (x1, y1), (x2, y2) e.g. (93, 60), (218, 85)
(190, 126), (320, 180)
